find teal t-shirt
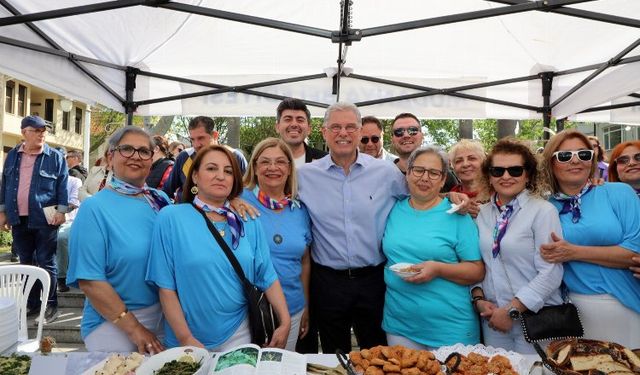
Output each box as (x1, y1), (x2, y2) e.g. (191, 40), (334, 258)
(67, 189), (163, 339)
(549, 183), (640, 313)
(241, 189), (312, 315)
(382, 197), (481, 347)
(145, 203), (278, 349)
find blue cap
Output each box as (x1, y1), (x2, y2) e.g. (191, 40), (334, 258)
(21, 115), (50, 129)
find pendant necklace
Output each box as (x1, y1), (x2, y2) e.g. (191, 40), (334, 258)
(212, 220), (228, 237)
(271, 211), (284, 245)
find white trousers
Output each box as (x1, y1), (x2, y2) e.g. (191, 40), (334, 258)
(210, 318), (252, 352)
(84, 303), (163, 352)
(386, 333), (436, 351)
(285, 310), (303, 352)
(570, 293), (640, 348)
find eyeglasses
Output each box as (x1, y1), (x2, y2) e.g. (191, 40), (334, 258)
(488, 166), (525, 178)
(410, 166), (443, 180)
(615, 152), (640, 166)
(25, 128), (47, 135)
(361, 136), (380, 144)
(114, 145), (154, 160)
(552, 149), (593, 163)
(256, 158), (290, 169)
(326, 124), (359, 134)
(392, 126), (421, 137)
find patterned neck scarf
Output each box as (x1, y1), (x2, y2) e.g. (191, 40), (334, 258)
(492, 194), (515, 259)
(552, 182), (594, 223)
(109, 176), (170, 212)
(193, 196), (244, 249)
(252, 185), (301, 211)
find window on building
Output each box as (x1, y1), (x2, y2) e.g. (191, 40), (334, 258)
(17, 85), (27, 117)
(602, 125), (623, 151)
(74, 107), (82, 134)
(62, 111), (70, 131)
(44, 99), (54, 122)
(5, 81), (14, 114)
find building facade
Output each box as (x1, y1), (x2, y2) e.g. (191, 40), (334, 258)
(1, 73), (88, 166)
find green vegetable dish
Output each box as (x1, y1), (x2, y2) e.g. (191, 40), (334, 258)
(0, 354), (31, 375)
(153, 357), (202, 375)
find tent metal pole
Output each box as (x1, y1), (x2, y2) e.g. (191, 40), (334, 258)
(360, 0), (588, 38)
(629, 93), (640, 99)
(556, 118), (565, 132)
(125, 67), (138, 125)
(350, 74), (540, 111)
(157, 2), (332, 39)
(486, 0), (640, 29)
(551, 37), (640, 108)
(541, 72), (554, 141)
(555, 55), (640, 77)
(579, 100), (640, 114)
(0, 1), (126, 104)
(0, 0), (156, 27)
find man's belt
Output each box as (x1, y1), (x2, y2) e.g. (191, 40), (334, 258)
(314, 262), (384, 279)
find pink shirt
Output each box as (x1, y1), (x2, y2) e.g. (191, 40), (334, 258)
(17, 144), (43, 216)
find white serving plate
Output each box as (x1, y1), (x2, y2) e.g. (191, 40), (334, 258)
(433, 343), (531, 375)
(135, 346), (210, 375)
(81, 353), (146, 375)
(389, 263), (419, 278)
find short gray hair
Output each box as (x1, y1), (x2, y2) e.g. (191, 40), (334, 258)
(323, 102), (362, 127)
(407, 145), (450, 177)
(108, 126), (153, 151)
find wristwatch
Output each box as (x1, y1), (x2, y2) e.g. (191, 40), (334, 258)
(507, 305), (520, 320)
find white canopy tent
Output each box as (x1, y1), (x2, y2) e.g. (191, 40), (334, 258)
(0, 0), (639, 128)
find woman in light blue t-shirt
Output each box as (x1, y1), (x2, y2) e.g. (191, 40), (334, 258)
(242, 137), (312, 351)
(382, 146), (485, 350)
(68, 126), (170, 354)
(146, 145), (291, 351)
(540, 130), (640, 348)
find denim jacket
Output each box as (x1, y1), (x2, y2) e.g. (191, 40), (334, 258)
(0, 143), (69, 228)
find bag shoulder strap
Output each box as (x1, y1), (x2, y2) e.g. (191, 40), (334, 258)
(192, 203), (252, 289)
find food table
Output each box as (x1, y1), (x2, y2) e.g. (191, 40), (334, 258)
(11, 350), (544, 375)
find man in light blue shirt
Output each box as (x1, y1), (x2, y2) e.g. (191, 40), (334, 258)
(297, 102), (407, 353)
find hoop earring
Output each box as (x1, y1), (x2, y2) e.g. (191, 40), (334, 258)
(190, 185), (199, 195)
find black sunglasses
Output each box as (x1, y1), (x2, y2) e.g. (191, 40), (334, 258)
(392, 126), (420, 137)
(361, 136), (380, 144)
(488, 166), (525, 178)
(615, 152), (640, 166)
(553, 149), (593, 163)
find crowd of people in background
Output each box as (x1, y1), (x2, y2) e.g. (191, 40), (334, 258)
(0, 98), (638, 356)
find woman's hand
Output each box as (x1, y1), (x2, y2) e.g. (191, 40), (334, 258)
(127, 323), (165, 354)
(466, 200), (481, 219)
(476, 300), (497, 318)
(180, 335), (205, 349)
(631, 256), (640, 279)
(540, 232), (576, 263)
(298, 308), (309, 339)
(229, 197), (259, 221)
(404, 261), (441, 283)
(487, 307), (513, 333)
(266, 321), (291, 349)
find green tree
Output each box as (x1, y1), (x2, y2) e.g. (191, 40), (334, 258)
(238, 117), (326, 158)
(421, 120), (459, 150)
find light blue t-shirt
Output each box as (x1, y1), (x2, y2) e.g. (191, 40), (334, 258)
(549, 183), (640, 313)
(382, 197), (481, 347)
(145, 203), (278, 350)
(241, 189), (311, 315)
(67, 189), (163, 339)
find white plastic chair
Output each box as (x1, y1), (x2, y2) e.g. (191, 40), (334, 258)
(0, 265), (51, 352)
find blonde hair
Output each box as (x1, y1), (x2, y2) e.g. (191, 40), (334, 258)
(540, 129), (596, 194)
(448, 139), (486, 165)
(243, 137), (298, 198)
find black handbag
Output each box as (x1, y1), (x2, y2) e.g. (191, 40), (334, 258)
(193, 204), (280, 346)
(520, 303), (583, 343)
(497, 254), (583, 344)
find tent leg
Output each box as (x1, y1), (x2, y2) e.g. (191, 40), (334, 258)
(125, 67), (138, 125)
(458, 119), (473, 139)
(541, 72), (554, 141)
(556, 118), (565, 132)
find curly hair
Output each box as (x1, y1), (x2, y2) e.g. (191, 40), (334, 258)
(480, 138), (541, 198)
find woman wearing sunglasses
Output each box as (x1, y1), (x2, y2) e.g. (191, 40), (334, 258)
(539, 130), (640, 348)
(382, 146), (485, 350)
(241, 138), (311, 351)
(67, 126), (171, 353)
(608, 140), (640, 198)
(472, 139), (563, 353)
